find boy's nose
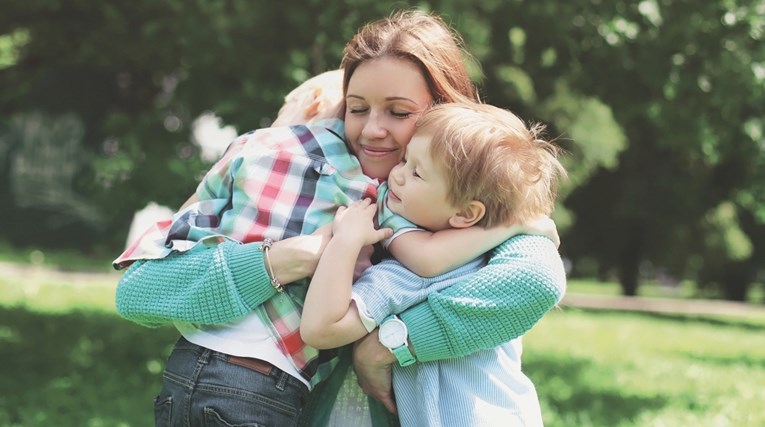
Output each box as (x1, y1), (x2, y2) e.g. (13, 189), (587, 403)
(390, 163), (405, 185)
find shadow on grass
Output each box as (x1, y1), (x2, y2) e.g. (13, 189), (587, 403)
(565, 307), (765, 331)
(525, 354), (668, 427)
(681, 352), (765, 369)
(0, 306), (179, 427)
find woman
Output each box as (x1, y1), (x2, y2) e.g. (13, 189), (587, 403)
(115, 10), (564, 427)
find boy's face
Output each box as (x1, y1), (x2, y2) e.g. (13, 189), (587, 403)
(386, 133), (461, 232)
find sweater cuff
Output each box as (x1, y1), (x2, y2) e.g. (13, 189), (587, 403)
(399, 303), (452, 362)
(227, 242), (276, 309)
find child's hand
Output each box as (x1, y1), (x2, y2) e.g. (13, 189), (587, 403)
(333, 199), (392, 247)
(513, 215), (560, 248)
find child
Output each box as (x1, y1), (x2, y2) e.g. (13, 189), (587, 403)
(113, 69), (382, 399)
(301, 102), (567, 426)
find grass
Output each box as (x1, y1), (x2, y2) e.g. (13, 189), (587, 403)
(0, 240), (115, 273)
(525, 308), (765, 427)
(1, 267), (764, 426)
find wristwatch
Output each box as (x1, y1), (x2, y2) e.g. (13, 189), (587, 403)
(378, 315), (416, 367)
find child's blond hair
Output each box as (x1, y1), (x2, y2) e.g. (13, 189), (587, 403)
(273, 69), (344, 126)
(417, 102), (566, 227)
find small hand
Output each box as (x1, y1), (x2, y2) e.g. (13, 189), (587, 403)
(333, 199), (392, 246)
(514, 215), (560, 248)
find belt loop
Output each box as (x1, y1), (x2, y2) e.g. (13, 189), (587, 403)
(275, 370), (289, 391)
(199, 348), (212, 365)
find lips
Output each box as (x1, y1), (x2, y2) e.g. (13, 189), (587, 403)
(360, 144), (398, 158)
(388, 187), (401, 202)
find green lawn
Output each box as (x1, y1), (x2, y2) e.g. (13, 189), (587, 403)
(525, 309), (765, 427)
(1, 272), (764, 426)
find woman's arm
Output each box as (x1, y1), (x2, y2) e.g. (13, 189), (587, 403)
(401, 234), (565, 360)
(115, 226), (331, 327)
(353, 234), (565, 406)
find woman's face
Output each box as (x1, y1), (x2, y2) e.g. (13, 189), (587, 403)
(344, 57), (433, 181)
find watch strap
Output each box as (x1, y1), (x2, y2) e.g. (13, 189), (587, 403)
(381, 315), (416, 367)
(391, 342), (416, 367)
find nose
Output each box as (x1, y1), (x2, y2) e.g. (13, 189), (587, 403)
(361, 111), (386, 140)
(390, 162), (405, 185)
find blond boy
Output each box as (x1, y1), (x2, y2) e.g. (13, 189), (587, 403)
(302, 102), (566, 427)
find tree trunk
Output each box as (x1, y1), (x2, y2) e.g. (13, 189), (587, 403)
(721, 263), (751, 302)
(618, 253), (640, 296)
(618, 223), (644, 297)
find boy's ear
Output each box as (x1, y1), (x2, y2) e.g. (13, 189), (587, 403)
(303, 87), (324, 119)
(448, 201), (486, 229)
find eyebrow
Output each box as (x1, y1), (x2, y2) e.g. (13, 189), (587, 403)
(345, 94), (419, 104)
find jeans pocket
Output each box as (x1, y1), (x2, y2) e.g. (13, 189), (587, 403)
(203, 407), (265, 427)
(153, 395), (173, 427)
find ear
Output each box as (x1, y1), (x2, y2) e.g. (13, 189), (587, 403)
(303, 87), (324, 119)
(448, 201), (486, 229)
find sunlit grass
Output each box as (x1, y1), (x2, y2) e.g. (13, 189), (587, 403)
(2, 267), (764, 426)
(525, 309), (765, 427)
(0, 266), (118, 314)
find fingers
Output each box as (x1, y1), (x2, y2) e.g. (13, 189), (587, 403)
(377, 228), (393, 241)
(348, 198), (374, 208)
(380, 395), (398, 414)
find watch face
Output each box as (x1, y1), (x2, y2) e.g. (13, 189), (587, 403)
(379, 319), (407, 348)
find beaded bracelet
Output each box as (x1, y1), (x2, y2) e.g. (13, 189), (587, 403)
(260, 238), (284, 293)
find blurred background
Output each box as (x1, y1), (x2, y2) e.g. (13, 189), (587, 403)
(1, 1), (764, 426)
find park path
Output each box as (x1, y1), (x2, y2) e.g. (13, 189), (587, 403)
(2, 261), (764, 320)
(562, 293), (765, 320)
(0, 261), (120, 286)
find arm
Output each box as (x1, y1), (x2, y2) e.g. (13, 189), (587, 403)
(301, 199), (391, 349)
(115, 226), (332, 327)
(389, 215), (560, 278)
(353, 235), (565, 407)
(403, 234), (565, 360)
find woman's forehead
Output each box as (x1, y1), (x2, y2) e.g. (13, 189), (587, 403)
(346, 58), (432, 105)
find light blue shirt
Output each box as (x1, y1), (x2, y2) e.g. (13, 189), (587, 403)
(352, 257), (544, 427)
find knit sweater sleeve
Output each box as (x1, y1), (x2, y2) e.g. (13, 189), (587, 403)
(115, 240), (277, 328)
(399, 235), (566, 362)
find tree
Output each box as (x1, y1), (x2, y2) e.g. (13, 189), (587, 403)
(1, 0), (763, 299)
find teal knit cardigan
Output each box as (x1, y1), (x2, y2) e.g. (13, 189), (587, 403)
(115, 234), (565, 361)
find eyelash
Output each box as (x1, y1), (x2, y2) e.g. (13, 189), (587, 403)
(401, 158), (421, 179)
(347, 106), (412, 119)
(348, 107), (368, 115)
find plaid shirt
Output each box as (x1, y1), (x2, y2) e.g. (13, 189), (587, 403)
(114, 119), (378, 386)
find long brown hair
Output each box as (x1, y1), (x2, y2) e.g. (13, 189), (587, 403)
(341, 10), (479, 105)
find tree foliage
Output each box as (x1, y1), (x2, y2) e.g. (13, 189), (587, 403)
(1, 0), (763, 299)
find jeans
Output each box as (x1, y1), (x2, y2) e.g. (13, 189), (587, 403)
(154, 337), (309, 427)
